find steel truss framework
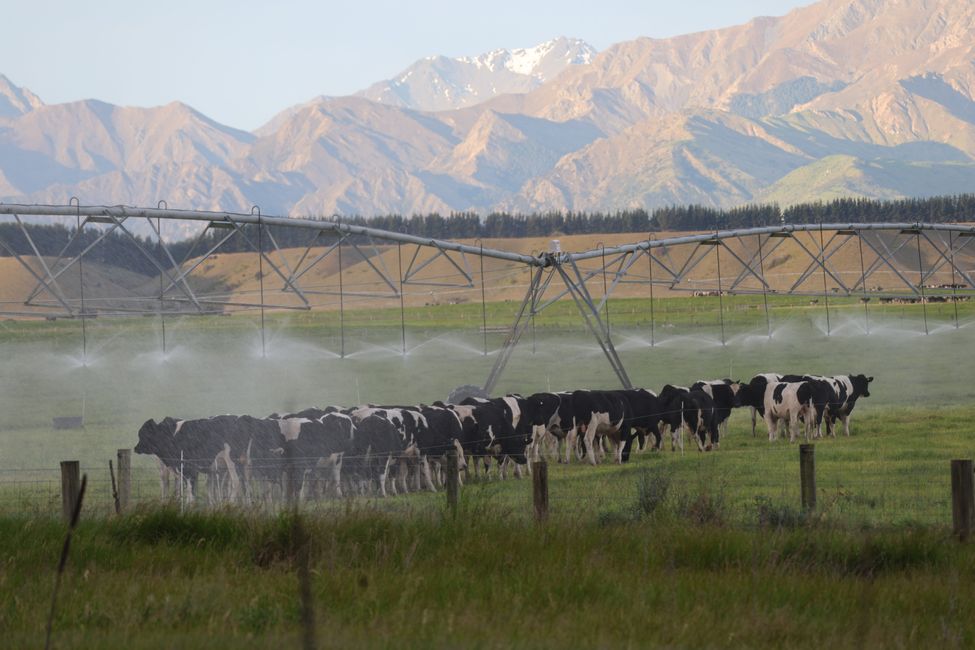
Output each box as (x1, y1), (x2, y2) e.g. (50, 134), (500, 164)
(1, 203), (974, 390)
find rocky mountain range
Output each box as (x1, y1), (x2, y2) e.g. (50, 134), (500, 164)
(2, 0), (975, 230)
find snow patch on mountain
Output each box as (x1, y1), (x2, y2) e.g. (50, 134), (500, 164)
(355, 37), (597, 111)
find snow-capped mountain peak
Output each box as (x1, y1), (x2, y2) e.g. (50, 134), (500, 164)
(356, 37), (597, 112)
(462, 38), (596, 77)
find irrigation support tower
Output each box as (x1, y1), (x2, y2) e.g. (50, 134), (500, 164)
(1, 203), (973, 392)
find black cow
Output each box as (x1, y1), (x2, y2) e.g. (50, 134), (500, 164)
(235, 415), (287, 497)
(620, 389), (662, 452)
(348, 415), (406, 497)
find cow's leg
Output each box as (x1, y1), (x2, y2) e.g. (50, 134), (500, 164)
(332, 456), (344, 498)
(158, 461), (169, 500)
(788, 414), (800, 443)
(222, 447), (241, 502)
(547, 432), (560, 461)
(765, 414), (777, 442)
(562, 428), (577, 464)
(421, 457), (437, 492)
(842, 413), (851, 436)
(751, 407), (757, 437)
(650, 425), (662, 451)
(377, 456), (391, 498)
(584, 424), (599, 465)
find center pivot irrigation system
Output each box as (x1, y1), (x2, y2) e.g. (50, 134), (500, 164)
(2, 202), (974, 391)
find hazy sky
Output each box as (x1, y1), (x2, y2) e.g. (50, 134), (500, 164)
(3, 0), (813, 131)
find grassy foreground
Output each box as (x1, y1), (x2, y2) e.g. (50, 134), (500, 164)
(3, 506), (974, 649)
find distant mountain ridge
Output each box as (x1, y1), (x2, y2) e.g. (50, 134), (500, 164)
(3, 0), (975, 229)
(356, 37), (597, 111)
(0, 74), (43, 119)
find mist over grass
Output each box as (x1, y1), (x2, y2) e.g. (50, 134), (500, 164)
(1, 296), (973, 468)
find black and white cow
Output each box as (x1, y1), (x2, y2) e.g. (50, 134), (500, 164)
(135, 416), (183, 498)
(780, 375), (839, 439)
(281, 413), (355, 498)
(174, 415), (254, 503)
(436, 401), (519, 480)
(690, 379), (742, 442)
(657, 385), (719, 452)
(234, 414), (287, 498)
(825, 374), (873, 436)
(135, 416), (246, 503)
(569, 389), (633, 464)
(520, 392), (577, 463)
(763, 381), (815, 442)
(350, 406), (428, 492)
(416, 405), (468, 487)
(461, 395), (531, 477)
(620, 389), (662, 452)
(739, 373), (783, 436)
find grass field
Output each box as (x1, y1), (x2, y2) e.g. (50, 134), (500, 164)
(3, 295), (975, 647)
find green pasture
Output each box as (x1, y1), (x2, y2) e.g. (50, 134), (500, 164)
(3, 296), (975, 648)
(1, 294), (974, 526)
(3, 503), (975, 648)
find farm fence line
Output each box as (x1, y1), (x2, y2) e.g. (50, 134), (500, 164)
(0, 444), (967, 530)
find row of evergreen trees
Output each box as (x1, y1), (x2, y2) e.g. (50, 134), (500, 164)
(2, 194), (973, 276)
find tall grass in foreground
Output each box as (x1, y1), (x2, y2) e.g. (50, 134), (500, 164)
(3, 501), (974, 649)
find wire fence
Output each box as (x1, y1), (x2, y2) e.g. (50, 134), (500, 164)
(0, 447), (959, 528)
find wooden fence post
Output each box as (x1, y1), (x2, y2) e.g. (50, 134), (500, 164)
(60, 461), (80, 523)
(445, 448), (459, 518)
(109, 460), (120, 515)
(799, 444), (816, 512)
(116, 449), (131, 513)
(533, 460), (548, 523)
(951, 459), (974, 541)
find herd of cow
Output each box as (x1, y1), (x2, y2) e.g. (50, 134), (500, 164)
(134, 372), (873, 503)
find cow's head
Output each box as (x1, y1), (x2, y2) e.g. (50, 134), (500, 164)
(850, 374), (873, 398)
(134, 417), (177, 455)
(729, 381), (743, 401)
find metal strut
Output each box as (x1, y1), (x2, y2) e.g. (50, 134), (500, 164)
(556, 258), (632, 389)
(483, 265), (547, 395)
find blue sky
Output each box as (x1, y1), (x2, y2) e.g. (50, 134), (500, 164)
(2, 0), (813, 131)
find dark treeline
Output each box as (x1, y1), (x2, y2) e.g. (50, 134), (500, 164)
(2, 194), (974, 276)
(0, 222), (167, 277)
